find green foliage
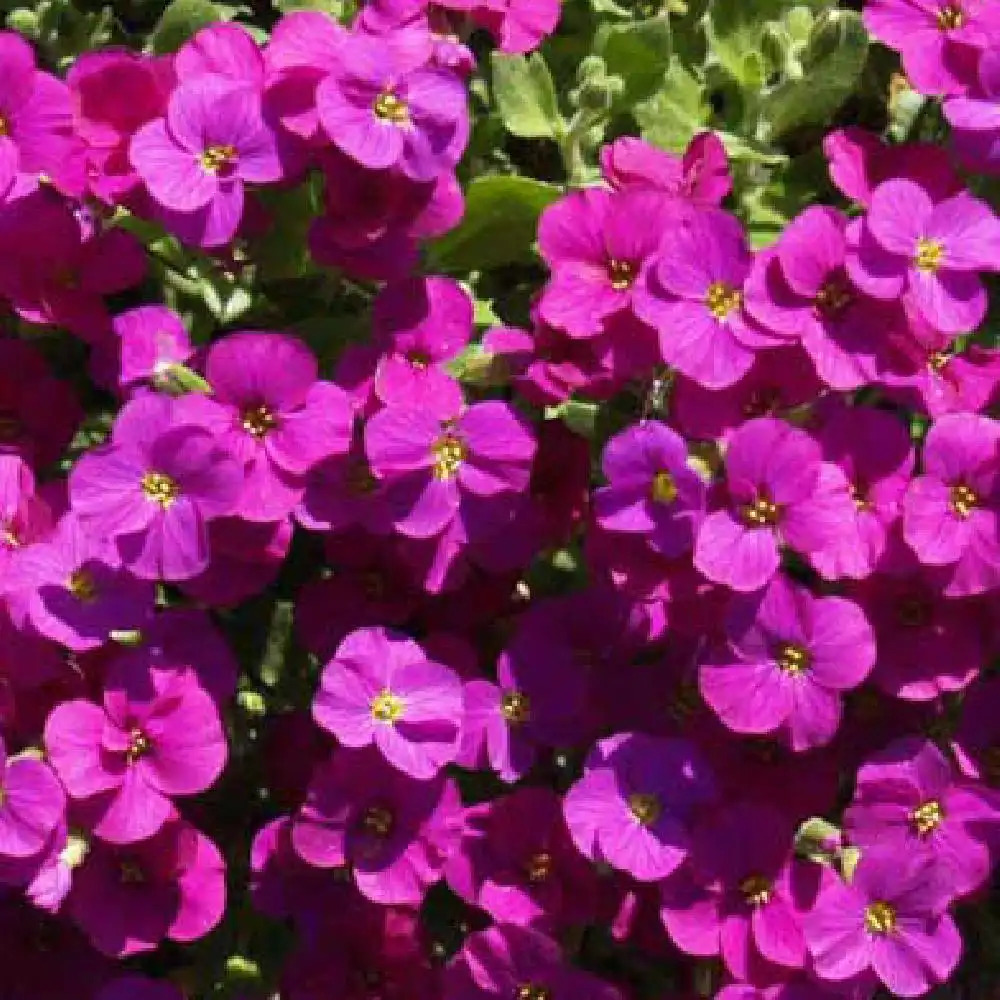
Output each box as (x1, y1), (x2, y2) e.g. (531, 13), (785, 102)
(491, 51), (563, 140)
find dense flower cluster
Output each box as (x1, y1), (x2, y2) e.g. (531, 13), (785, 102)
(0, 0), (998, 997)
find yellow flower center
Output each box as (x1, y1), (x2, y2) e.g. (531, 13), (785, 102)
(408, 351), (430, 370)
(199, 144), (237, 173)
(68, 569), (98, 603)
(0, 115), (8, 137)
(363, 805), (394, 837)
(628, 791), (661, 827)
(740, 874), (773, 907)
(928, 350), (952, 374)
(950, 483), (977, 518)
(526, 851), (553, 883)
(910, 799), (944, 836)
(936, 2), (964, 29)
(242, 404), (277, 438)
(126, 728), (151, 763)
(706, 281), (742, 320)
(432, 433), (466, 480)
(915, 238), (945, 273)
(608, 259), (635, 291)
(742, 494), (780, 527)
(815, 280), (852, 318)
(373, 90), (410, 125)
(776, 643), (810, 676)
(516, 985), (551, 1000)
(501, 690), (531, 725)
(141, 471), (179, 509)
(650, 470), (678, 505)
(850, 482), (873, 511)
(371, 689), (404, 723)
(865, 900), (897, 936)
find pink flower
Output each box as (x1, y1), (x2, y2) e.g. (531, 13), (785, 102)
(0, 733), (64, 860)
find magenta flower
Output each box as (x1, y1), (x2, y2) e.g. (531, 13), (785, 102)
(845, 737), (1000, 897)
(0, 31), (84, 199)
(9, 512), (155, 651)
(365, 399), (536, 539)
(292, 746), (461, 906)
(113, 305), (194, 393)
(660, 803), (825, 982)
(444, 923), (623, 1000)
(445, 786), (600, 932)
(699, 574), (876, 751)
(314, 626), (463, 779)
(178, 331), (353, 521)
(130, 76), (282, 247)
(462, 0), (562, 54)
(848, 178), (1000, 333)
(693, 417), (857, 592)
(69, 393), (242, 581)
(563, 732), (716, 881)
(372, 275), (472, 418)
(67, 820), (226, 957)
(98, 977), (183, 1000)
(0, 734), (64, 860)
(316, 32), (468, 181)
(902, 412), (1000, 596)
(744, 207), (896, 390)
(594, 421), (706, 557)
(946, 49), (1000, 174)
(297, 442), (394, 536)
(537, 187), (682, 337)
(804, 847), (962, 997)
(864, 0), (1000, 95)
(601, 132), (731, 205)
(44, 656), (227, 844)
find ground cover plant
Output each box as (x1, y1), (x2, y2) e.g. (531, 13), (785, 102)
(0, 0), (999, 996)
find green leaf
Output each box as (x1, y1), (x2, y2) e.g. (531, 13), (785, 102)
(151, 0), (222, 52)
(634, 59), (710, 152)
(595, 15), (672, 106)
(426, 175), (561, 273)
(491, 52), (562, 140)
(706, 0), (789, 86)
(273, 0), (343, 12)
(758, 10), (869, 140)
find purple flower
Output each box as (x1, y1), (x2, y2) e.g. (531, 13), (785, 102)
(537, 187), (682, 337)
(68, 392), (243, 581)
(316, 32), (467, 181)
(864, 0), (1000, 96)
(444, 923), (623, 1000)
(660, 803), (826, 982)
(67, 819), (226, 957)
(0, 734), (64, 860)
(594, 421), (707, 558)
(297, 442), (394, 536)
(848, 178), (1000, 333)
(292, 746), (461, 906)
(98, 976), (183, 1000)
(365, 399), (536, 539)
(634, 209), (784, 390)
(699, 574), (876, 751)
(372, 275), (472, 419)
(902, 412), (1000, 596)
(44, 656), (227, 844)
(563, 731), (716, 881)
(803, 847), (962, 997)
(845, 737), (1000, 897)
(693, 417), (857, 592)
(314, 626), (463, 779)
(177, 331), (353, 521)
(112, 305), (194, 393)
(445, 786), (600, 932)
(130, 76), (282, 247)
(9, 512), (155, 651)
(744, 207), (896, 390)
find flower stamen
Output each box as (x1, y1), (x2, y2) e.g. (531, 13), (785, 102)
(68, 569), (98, 603)
(431, 433), (466, 480)
(865, 900), (897, 935)
(936, 2), (964, 30)
(363, 805), (394, 837)
(501, 690), (531, 725)
(740, 874), (773, 907)
(628, 791), (661, 827)
(608, 259), (635, 291)
(706, 281), (742, 320)
(776, 643), (810, 676)
(141, 471), (179, 509)
(650, 470), (678, 505)
(200, 144), (237, 173)
(742, 494), (780, 527)
(242, 404), (277, 438)
(373, 90), (410, 125)
(910, 799), (944, 836)
(950, 483), (977, 518)
(371, 689), (405, 723)
(915, 238), (945, 274)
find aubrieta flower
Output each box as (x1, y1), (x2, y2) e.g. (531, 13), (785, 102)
(315, 31), (468, 182)
(848, 177), (1000, 333)
(693, 417), (857, 593)
(594, 421), (707, 558)
(803, 847), (962, 997)
(44, 656), (227, 844)
(563, 731), (716, 881)
(178, 330), (353, 522)
(444, 923), (623, 1000)
(460, 0), (563, 55)
(68, 392), (243, 581)
(0, 733), (64, 861)
(845, 737), (1000, 897)
(313, 626), (463, 779)
(699, 574), (876, 751)
(130, 75), (283, 246)
(902, 412), (1000, 596)
(112, 305), (194, 393)
(291, 746), (461, 906)
(946, 48), (1000, 174)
